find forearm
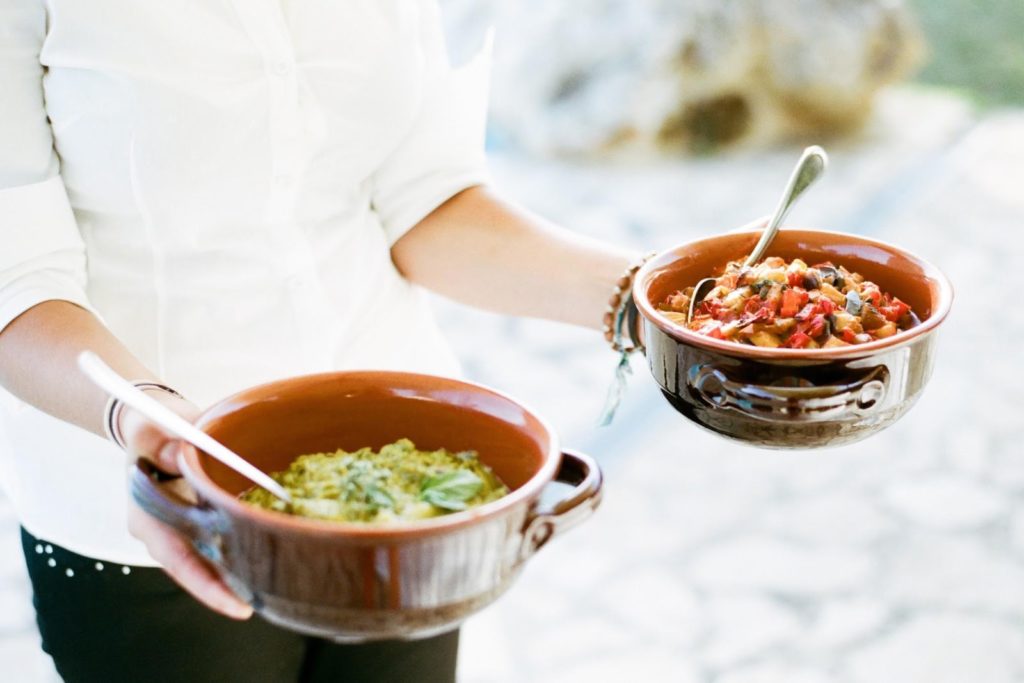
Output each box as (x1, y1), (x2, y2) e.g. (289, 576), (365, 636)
(391, 186), (639, 329)
(0, 300), (158, 437)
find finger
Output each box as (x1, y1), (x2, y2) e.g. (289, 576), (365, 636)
(130, 507), (252, 620)
(123, 418), (181, 474)
(119, 393), (200, 470)
(156, 441), (184, 476)
(159, 534), (253, 620)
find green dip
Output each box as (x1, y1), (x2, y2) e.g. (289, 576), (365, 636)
(241, 439), (509, 523)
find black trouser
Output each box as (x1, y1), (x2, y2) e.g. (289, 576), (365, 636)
(20, 528), (459, 683)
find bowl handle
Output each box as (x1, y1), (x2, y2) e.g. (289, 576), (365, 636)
(691, 363), (889, 423)
(129, 459), (227, 564)
(518, 450), (603, 562)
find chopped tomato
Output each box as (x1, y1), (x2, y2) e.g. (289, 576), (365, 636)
(699, 299), (723, 317)
(861, 284), (882, 305)
(658, 257), (915, 348)
(879, 298), (911, 322)
(698, 321), (725, 339)
(840, 328), (860, 344)
(784, 331), (813, 348)
(803, 315), (828, 338)
(738, 306), (772, 328)
(794, 303), (818, 321)
(780, 288), (808, 317)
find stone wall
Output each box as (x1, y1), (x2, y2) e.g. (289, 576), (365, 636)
(440, 0), (925, 156)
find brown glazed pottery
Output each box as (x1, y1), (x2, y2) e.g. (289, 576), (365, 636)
(633, 229), (953, 448)
(130, 372), (602, 641)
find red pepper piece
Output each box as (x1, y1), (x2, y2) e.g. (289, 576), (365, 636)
(699, 322), (725, 339)
(879, 298), (911, 322)
(779, 288), (808, 318)
(737, 306), (772, 328)
(699, 300), (722, 318)
(787, 270), (804, 287)
(794, 303), (818, 321)
(804, 314), (827, 338)
(840, 328), (860, 344)
(861, 284), (882, 305)
(784, 331), (813, 348)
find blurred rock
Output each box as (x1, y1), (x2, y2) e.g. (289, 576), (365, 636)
(440, 0), (925, 155)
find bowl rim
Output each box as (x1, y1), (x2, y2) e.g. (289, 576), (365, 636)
(633, 228), (954, 361)
(177, 370), (563, 540)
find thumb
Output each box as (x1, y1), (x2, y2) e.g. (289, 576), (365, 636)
(118, 393), (199, 475)
(156, 440), (184, 476)
(120, 410), (181, 475)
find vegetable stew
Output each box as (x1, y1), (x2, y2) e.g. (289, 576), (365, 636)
(657, 257), (917, 348)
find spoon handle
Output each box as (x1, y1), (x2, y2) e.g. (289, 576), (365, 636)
(78, 352), (292, 503)
(743, 145), (829, 268)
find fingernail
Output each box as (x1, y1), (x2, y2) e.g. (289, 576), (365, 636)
(157, 444), (181, 474)
(230, 603), (254, 619)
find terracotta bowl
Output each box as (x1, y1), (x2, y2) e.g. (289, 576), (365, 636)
(130, 372), (602, 641)
(633, 229), (953, 448)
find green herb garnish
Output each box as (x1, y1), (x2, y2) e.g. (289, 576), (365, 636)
(420, 470), (484, 511)
(241, 439), (507, 523)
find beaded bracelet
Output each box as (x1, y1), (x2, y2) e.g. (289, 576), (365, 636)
(601, 251), (656, 353)
(103, 382), (185, 451)
(598, 252), (656, 426)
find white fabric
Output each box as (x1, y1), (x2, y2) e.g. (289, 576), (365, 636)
(0, 1), (490, 565)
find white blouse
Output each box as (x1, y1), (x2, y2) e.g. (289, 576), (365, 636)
(0, 1), (490, 565)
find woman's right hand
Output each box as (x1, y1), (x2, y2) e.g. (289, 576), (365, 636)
(119, 392), (254, 620)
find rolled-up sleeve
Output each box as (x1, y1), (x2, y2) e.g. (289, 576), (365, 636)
(371, 1), (492, 246)
(0, 1), (94, 333)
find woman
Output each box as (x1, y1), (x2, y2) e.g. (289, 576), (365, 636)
(0, 2), (645, 681)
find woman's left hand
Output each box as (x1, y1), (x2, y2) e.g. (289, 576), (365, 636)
(120, 393), (254, 620)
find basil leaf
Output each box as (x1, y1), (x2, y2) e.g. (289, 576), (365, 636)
(365, 486), (394, 510)
(421, 470), (484, 511)
(845, 290), (863, 315)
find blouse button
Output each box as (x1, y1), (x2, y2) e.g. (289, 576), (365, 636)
(273, 61), (292, 77)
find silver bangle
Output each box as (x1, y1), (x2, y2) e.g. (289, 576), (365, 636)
(103, 381), (185, 451)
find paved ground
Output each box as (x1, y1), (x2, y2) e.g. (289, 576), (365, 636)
(2, 87), (1021, 682)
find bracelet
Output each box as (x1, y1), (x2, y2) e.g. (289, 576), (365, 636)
(103, 381), (185, 451)
(597, 251), (656, 426)
(602, 251), (656, 353)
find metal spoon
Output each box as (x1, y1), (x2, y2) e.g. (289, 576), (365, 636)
(78, 351), (292, 503)
(686, 145), (829, 323)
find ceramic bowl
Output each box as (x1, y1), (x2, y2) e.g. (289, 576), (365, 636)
(131, 371), (602, 641)
(633, 229), (953, 448)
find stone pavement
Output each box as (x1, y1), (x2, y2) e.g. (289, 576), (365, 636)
(1, 87), (1021, 682)
(450, 89), (1024, 682)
